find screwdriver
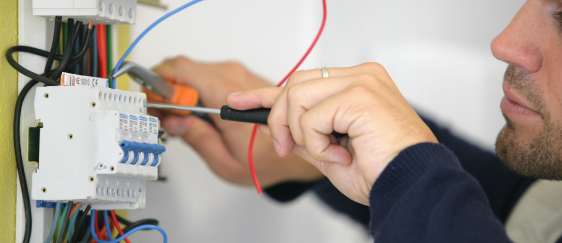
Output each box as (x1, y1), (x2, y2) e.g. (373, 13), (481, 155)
(147, 103), (271, 125)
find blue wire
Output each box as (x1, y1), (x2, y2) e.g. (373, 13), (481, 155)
(90, 210), (168, 243)
(103, 211), (114, 240)
(44, 201), (61, 243)
(111, 0), (204, 89)
(55, 203), (70, 242)
(67, 206), (81, 241)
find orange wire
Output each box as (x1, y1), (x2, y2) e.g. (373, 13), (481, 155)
(110, 210), (132, 243)
(68, 202), (82, 218)
(247, 0), (328, 194)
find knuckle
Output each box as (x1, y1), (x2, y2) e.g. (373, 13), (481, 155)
(173, 55), (191, 64)
(362, 62), (385, 72)
(286, 70), (306, 86)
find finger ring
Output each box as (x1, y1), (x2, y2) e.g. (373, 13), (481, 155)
(321, 67), (329, 78)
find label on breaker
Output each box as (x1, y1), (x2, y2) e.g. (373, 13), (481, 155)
(139, 116), (149, 134)
(149, 117), (158, 136)
(129, 115), (139, 133)
(119, 113), (129, 131)
(60, 72), (108, 87)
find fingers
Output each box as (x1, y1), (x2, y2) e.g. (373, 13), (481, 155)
(226, 87), (283, 110)
(161, 115), (245, 180)
(286, 75), (376, 146)
(268, 63), (389, 158)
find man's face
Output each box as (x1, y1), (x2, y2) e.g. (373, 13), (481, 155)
(492, 0), (562, 179)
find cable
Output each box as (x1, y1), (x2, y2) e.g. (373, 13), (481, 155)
(90, 210), (167, 243)
(45, 16), (62, 75)
(102, 211), (114, 240)
(57, 201), (73, 243)
(97, 25), (108, 79)
(66, 202), (82, 243)
(50, 18), (75, 80)
(122, 219), (160, 234)
(13, 79), (39, 243)
(70, 203), (91, 243)
(92, 29), (99, 78)
(111, 0), (204, 89)
(106, 25), (113, 80)
(44, 202), (62, 243)
(56, 203), (70, 242)
(110, 211), (131, 243)
(247, 0), (328, 194)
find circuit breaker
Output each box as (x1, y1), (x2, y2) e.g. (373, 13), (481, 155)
(33, 0), (137, 24)
(31, 73), (165, 210)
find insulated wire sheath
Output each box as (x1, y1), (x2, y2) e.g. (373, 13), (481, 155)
(110, 211), (131, 243)
(112, 0), (205, 89)
(44, 202), (62, 243)
(70, 203), (91, 243)
(44, 16), (62, 75)
(103, 211), (114, 240)
(56, 203), (70, 242)
(57, 201), (73, 243)
(66, 205), (81, 243)
(106, 25), (113, 79)
(90, 210), (168, 243)
(247, 0), (328, 194)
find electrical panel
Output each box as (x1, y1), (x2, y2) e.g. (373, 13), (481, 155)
(33, 0), (137, 24)
(31, 73), (165, 210)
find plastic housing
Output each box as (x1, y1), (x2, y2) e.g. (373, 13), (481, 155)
(33, 0), (137, 24)
(31, 82), (163, 210)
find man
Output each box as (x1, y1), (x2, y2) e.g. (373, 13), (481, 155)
(151, 0), (562, 241)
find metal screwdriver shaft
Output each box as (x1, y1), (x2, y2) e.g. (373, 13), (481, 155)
(146, 102), (270, 125)
(147, 102), (221, 114)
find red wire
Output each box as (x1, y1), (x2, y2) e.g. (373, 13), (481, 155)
(94, 211), (102, 239)
(110, 210), (132, 243)
(248, 0), (328, 194)
(97, 25), (108, 79)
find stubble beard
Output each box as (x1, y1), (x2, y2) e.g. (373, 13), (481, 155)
(495, 65), (562, 180)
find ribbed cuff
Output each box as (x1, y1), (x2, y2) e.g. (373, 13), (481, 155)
(369, 143), (461, 232)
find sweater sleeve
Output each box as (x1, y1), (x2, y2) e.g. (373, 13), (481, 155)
(370, 143), (512, 242)
(421, 117), (535, 223)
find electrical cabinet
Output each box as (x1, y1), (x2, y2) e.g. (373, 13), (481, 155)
(33, 0), (137, 24)
(31, 73), (165, 210)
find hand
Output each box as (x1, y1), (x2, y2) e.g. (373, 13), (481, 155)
(151, 56), (323, 187)
(227, 62), (438, 205)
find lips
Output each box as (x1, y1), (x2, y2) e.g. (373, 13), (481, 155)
(501, 85), (540, 117)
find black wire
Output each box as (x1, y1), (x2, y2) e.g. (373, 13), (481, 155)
(5, 47), (59, 86)
(115, 214), (133, 226)
(14, 80), (38, 243)
(121, 219), (160, 234)
(57, 201), (73, 243)
(50, 19), (75, 79)
(44, 16), (62, 75)
(70, 204), (91, 243)
(6, 26), (95, 84)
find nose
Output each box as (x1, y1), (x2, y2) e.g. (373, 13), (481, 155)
(491, 1), (543, 73)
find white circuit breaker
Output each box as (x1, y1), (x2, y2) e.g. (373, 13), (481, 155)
(31, 73), (165, 210)
(33, 0), (137, 24)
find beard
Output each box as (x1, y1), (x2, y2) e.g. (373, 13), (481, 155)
(496, 65), (562, 180)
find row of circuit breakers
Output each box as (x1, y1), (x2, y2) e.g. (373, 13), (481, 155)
(31, 73), (165, 210)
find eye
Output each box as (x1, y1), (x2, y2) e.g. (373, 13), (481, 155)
(554, 11), (562, 28)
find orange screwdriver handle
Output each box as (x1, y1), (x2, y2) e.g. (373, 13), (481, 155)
(144, 81), (199, 116)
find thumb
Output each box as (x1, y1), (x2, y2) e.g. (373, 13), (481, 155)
(161, 115), (248, 182)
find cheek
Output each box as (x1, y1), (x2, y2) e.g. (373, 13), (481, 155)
(544, 61), (562, 122)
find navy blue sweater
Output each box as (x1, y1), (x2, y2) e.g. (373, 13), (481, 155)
(265, 117), (536, 242)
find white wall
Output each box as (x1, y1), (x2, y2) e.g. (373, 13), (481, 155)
(127, 0), (525, 242)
